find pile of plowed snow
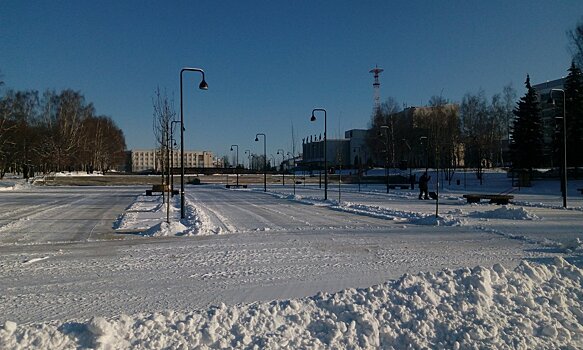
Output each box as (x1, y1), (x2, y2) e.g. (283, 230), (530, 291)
(2, 258), (582, 349)
(470, 205), (540, 220)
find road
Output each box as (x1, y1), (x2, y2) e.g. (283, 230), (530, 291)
(0, 186), (140, 244)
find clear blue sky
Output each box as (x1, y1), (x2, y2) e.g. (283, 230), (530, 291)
(1, 1), (581, 160)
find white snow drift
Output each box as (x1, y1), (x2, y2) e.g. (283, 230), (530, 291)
(2, 257), (581, 349)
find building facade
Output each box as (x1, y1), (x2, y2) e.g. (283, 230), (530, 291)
(532, 78), (566, 167)
(131, 149), (214, 172)
(301, 129), (372, 170)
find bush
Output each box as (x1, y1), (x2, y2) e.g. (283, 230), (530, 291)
(187, 177), (201, 185)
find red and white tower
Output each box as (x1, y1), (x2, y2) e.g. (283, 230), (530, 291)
(369, 65), (384, 112)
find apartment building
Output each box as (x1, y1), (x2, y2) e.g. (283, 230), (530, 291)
(131, 149), (214, 172)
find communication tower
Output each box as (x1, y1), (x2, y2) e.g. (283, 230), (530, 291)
(369, 65), (384, 112)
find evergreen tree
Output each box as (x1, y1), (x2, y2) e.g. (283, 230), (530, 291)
(510, 75), (544, 170)
(563, 61), (583, 168)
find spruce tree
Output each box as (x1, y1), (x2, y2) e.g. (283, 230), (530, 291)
(510, 75), (544, 170)
(564, 61), (583, 168)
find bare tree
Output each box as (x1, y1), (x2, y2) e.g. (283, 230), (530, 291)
(460, 90), (493, 182)
(152, 87), (176, 188)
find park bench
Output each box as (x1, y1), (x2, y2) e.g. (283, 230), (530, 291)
(146, 184), (178, 196)
(225, 184), (248, 188)
(463, 194), (514, 205)
(388, 184), (411, 189)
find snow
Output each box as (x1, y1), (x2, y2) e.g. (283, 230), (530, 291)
(0, 170), (582, 349)
(2, 257), (582, 349)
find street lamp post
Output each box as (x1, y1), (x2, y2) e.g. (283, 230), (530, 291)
(288, 152), (296, 195)
(179, 67), (208, 219)
(379, 126), (390, 193)
(311, 108), (328, 200)
(277, 149), (285, 186)
(230, 144), (239, 187)
(420, 136), (429, 173)
(550, 88), (567, 208)
(402, 139), (413, 190)
(255, 133), (266, 192)
(170, 120), (181, 196)
(353, 147), (361, 192)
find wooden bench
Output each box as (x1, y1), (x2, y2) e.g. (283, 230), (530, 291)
(226, 184), (247, 189)
(388, 184), (411, 189)
(463, 194), (514, 205)
(146, 184), (178, 196)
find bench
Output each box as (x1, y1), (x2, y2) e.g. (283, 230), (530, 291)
(463, 194), (514, 205)
(226, 184), (247, 189)
(146, 184), (178, 196)
(388, 184), (411, 189)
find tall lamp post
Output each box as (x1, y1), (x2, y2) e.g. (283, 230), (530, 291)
(179, 67), (208, 219)
(550, 88), (567, 208)
(170, 120), (181, 195)
(311, 108), (328, 200)
(402, 139), (413, 189)
(230, 144), (239, 187)
(255, 133), (267, 192)
(420, 136), (429, 173)
(379, 126), (390, 193)
(288, 152), (296, 195)
(353, 147), (362, 192)
(277, 149), (285, 185)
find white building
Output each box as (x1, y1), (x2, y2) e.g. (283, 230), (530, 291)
(131, 149), (214, 172)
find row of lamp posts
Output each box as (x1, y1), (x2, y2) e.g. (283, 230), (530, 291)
(176, 68), (569, 224)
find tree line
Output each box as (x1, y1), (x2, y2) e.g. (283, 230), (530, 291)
(365, 84), (515, 182)
(0, 87), (127, 178)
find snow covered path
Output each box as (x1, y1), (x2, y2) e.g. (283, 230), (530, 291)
(0, 184), (559, 325)
(0, 186), (139, 244)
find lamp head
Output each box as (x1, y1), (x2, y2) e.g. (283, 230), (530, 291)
(310, 114), (316, 122)
(199, 79), (208, 90)
(255, 137), (259, 142)
(230, 147), (233, 151)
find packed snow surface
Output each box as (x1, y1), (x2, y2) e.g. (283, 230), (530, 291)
(2, 257), (582, 349)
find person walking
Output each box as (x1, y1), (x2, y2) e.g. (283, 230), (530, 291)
(418, 172), (431, 200)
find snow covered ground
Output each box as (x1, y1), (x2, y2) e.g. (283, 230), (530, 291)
(1, 170), (582, 349)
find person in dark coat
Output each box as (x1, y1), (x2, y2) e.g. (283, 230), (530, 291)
(418, 172), (431, 200)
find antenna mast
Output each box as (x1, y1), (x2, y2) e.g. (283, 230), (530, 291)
(369, 65), (384, 113)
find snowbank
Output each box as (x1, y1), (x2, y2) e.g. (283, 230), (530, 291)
(0, 181), (32, 192)
(470, 205), (540, 220)
(2, 257), (582, 349)
(114, 195), (209, 236)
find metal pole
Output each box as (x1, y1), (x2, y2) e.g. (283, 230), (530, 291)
(231, 145), (239, 187)
(179, 67), (207, 219)
(278, 149), (285, 186)
(311, 108), (327, 200)
(551, 89), (568, 208)
(256, 134), (266, 191)
(562, 93), (567, 208)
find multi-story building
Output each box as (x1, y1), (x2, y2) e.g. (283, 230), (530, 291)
(301, 129), (371, 170)
(532, 77), (566, 167)
(131, 149), (214, 173)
